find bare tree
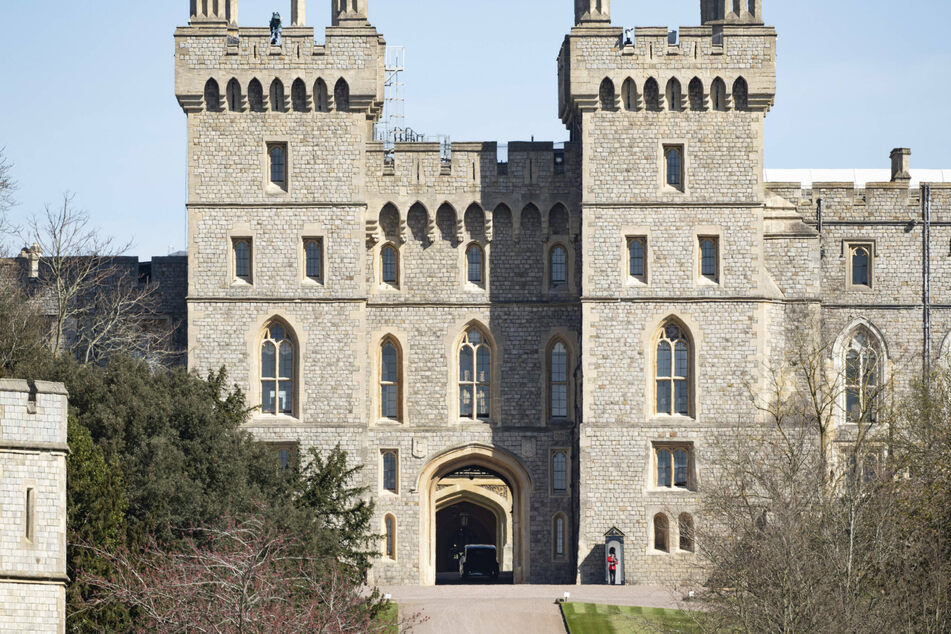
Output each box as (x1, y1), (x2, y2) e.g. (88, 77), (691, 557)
(697, 322), (902, 633)
(0, 148), (18, 251)
(76, 515), (421, 634)
(22, 195), (173, 363)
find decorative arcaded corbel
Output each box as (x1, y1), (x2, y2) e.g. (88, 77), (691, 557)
(484, 212), (494, 243)
(399, 219), (408, 244)
(365, 219), (382, 245)
(426, 215), (437, 244)
(455, 219), (465, 245)
(541, 215), (551, 242)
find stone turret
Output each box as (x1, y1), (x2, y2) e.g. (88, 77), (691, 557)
(332, 0), (369, 27)
(574, 0), (610, 25)
(190, 0), (237, 26)
(701, 0), (764, 25)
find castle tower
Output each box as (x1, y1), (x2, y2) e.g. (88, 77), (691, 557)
(561, 1), (779, 584)
(0, 380), (68, 632)
(332, 0), (369, 27)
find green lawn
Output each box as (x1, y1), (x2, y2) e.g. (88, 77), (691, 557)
(374, 602), (399, 634)
(561, 602), (702, 634)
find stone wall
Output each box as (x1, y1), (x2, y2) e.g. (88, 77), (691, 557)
(0, 380), (68, 633)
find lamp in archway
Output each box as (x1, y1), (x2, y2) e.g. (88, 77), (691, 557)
(460, 512), (469, 528)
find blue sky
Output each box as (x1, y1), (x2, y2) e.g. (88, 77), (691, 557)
(0, 1), (948, 258)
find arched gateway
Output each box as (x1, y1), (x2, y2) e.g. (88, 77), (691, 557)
(417, 444), (533, 585)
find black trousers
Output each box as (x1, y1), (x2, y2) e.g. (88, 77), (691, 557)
(609, 569), (616, 584)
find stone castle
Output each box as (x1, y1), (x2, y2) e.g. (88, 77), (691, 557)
(0, 381), (67, 631)
(173, 0), (950, 586)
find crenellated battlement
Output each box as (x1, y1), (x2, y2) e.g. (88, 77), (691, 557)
(175, 1), (384, 118)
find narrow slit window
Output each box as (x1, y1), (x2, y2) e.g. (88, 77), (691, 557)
(380, 341), (400, 420)
(385, 515), (396, 560)
(664, 146), (684, 190)
(382, 451), (398, 493)
(851, 244), (871, 287)
(554, 515), (566, 558)
(553, 451), (568, 493)
(550, 342), (569, 419)
(25, 488), (34, 541)
(679, 514), (695, 552)
(269, 145), (287, 188)
(629, 237), (646, 279)
(654, 514), (669, 552)
(700, 237), (719, 282)
(551, 246), (568, 286)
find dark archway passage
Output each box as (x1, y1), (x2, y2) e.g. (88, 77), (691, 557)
(435, 501), (497, 573)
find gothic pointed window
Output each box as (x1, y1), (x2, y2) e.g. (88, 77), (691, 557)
(644, 78), (660, 111)
(292, 78), (308, 112)
(248, 79), (265, 112)
(656, 321), (690, 416)
(459, 327), (491, 420)
(845, 331), (881, 423)
(666, 78), (682, 112)
(599, 78), (615, 110)
(204, 78), (220, 111)
(334, 78), (350, 112)
(269, 79), (285, 112)
(550, 341), (569, 419)
(227, 78), (242, 112)
(688, 77), (704, 111)
(622, 78), (637, 111)
(261, 322), (295, 415)
(711, 78), (727, 111)
(733, 77), (749, 111)
(380, 339), (401, 421)
(314, 78), (329, 112)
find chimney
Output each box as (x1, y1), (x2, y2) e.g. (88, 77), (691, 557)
(890, 148), (911, 183)
(18, 242), (42, 279)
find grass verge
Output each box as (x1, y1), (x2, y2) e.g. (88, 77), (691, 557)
(374, 602), (399, 633)
(561, 602), (702, 634)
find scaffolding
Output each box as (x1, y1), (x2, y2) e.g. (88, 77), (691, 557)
(374, 45), (451, 162)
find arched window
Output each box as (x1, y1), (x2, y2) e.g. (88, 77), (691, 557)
(248, 79), (265, 112)
(466, 243), (484, 285)
(644, 78), (660, 111)
(711, 78), (727, 111)
(666, 78), (682, 112)
(380, 339), (401, 420)
(382, 451), (398, 493)
(656, 321), (690, 416)
(269, 79), (285, 112)
(226, 78), (242, 112)
(679, 514), (694, 552)
(665, 146), (683, 189)
(261, 322), (295, 415)
(204, 78), (220, 111)
(268, 145), (286, 187)
(334, 78), (350, 112)
(654, 514), (669, 552)
(291, 78), (308, 112)
(304, 238), (322, 282)
(851, 244), (871, 287)
(845, 330), (880, 422)
(550, 341), (569, 419)
(599, 78), (615, 110)
(622, 78), (637, 111)
(384, 514), (396, 560)
(459, 327), (490, 419)
(688, 77), (704, 111)
(553, 514), (567, 559)
(550, 245), (568, 287)
(380, 244), (398, 287)
(233, 239), (251, 281)
(314, 78), (329, 112)
(733, 77), (749, 111)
